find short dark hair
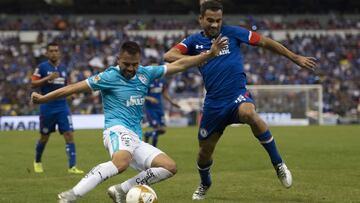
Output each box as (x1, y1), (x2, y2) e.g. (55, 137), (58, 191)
(47, 42), (59, 49)
(200, 0), (223, 16)
(120, 41), (141, 55)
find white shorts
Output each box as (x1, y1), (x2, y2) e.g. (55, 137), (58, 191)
(103, 125), (163, 171)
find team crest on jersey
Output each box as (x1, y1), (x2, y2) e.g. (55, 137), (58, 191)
(93, 74), (101, 83)
(137, 74), (148, 84)
(212, 36), (230, 56)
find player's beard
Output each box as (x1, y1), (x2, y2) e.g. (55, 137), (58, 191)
(49, 57), (59, 65)
(206, 27), (220, 38)
(120, 68), (136, 80)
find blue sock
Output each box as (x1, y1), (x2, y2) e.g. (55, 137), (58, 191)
(35, 141), (46, 162)
(256, 130), (283, 166)
(144, 131), (152, 143)
(65, 143), (76, 168)
(152, 131), (159, 147)
(197, 160), (213, 187)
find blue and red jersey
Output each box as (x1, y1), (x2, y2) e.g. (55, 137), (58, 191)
(174, 25), (260, 107)
(32, 61), (69, 113)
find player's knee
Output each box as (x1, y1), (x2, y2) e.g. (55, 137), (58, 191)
(112, 151), (132, 172)
(112, 160), (130, 173)
(239, 108), (257, 123)
(163, 161), (177, 175)
(39, 136), (49, 143)
(198, 148), (213, 161)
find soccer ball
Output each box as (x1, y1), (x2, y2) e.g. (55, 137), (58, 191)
(126, 184), (158, 203)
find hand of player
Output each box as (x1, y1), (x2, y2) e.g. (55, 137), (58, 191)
(209, 34), (228, 57)
(47, 72), (59, 82)
(293, 55), (317, 71)
(146, 96), (159, 104)
(171, 102), (181, 108)
(31, 92), (44, 104)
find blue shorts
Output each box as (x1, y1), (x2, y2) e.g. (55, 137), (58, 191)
(145, 109), (165, 128)
(198, 90), (255, 140)
(39, 108), (74, 135)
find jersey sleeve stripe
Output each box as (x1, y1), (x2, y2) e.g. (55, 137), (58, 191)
(85, 79), (94, 90)
(249, 31), (260, 45)
(162, 65), (168, 76)
(174, 43), (188, 54)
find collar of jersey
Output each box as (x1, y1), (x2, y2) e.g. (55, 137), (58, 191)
(114, 65), (137, 80)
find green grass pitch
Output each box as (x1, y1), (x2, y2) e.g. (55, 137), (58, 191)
(0, 126), (359, 202)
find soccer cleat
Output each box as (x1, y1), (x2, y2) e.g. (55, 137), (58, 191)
(275, 163), (292, 188)
(58, 189), (77, 203)
(68, 166), (84, 174)
(107, 185), (126, 203)
(33, 161), (44, 173)
(192, 184), (211, 200)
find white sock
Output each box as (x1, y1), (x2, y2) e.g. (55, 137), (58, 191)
(120, 167), (173, 193)
(73, 161), (118, 196)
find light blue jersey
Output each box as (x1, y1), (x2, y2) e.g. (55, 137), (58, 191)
(86, 65), (166, 138)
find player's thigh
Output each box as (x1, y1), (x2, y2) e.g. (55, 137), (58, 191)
(57, 109), (74, 134)
(39, 113), (57, 135)
(103, 125), (141, 158)
(199, 132), (222, 154)
(130, 141), (164, 171)
(198, 108), (227, 140)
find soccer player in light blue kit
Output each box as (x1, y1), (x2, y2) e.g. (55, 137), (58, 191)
(164, 0), (317, 200)
(144, 78), (180, 147)
(31, 38), (227, 203)
(31, 42), (84, 174)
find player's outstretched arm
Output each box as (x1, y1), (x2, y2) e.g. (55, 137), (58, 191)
(257, 35), (317, 71)
(165, 35), (227, 76)
(163, 47), (188, 63)
(31, 80), (91, 104)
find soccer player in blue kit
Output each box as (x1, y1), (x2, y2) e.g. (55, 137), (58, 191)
(164, 0), (317, 200)
(144, 78), (180, 147)
(31, 38), (227, 202)
(31, 42), (84, 174)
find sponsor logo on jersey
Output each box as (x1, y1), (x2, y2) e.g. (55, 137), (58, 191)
(126, 95), (145, 107)
(235, 94), (246, 103)
(138, 74), (148, 84)
(195, 44), (204, 49)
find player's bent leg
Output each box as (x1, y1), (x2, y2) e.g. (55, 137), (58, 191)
(59, 151), (129, 202)
(238, 103), (292, 188)
(63, 131), (84, 174)
(110, 144), (176, 203)
(193, 133), (221, 200)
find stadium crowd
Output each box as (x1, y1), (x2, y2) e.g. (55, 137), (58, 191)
(1, 14), (360, 31)
(0, 18), (359, 121)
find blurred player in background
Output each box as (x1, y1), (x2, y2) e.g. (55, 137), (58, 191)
(144, 77), (180, 147)
(164, 0), (317, 200)
(31, 38), (227, 203)
(31, 42), (84, 174)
